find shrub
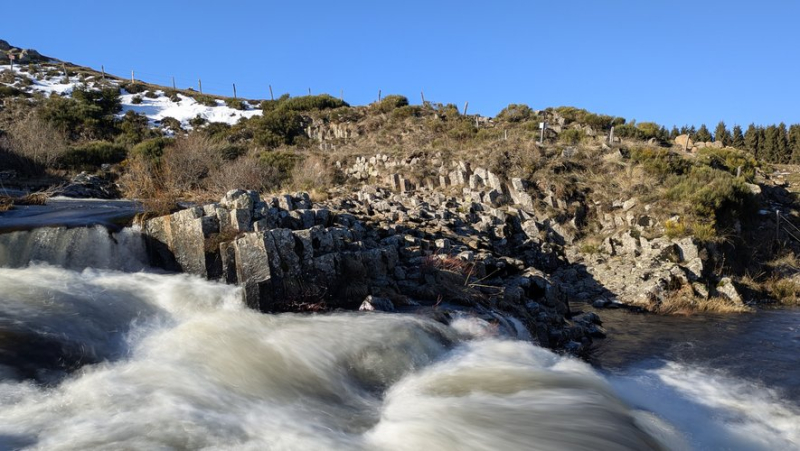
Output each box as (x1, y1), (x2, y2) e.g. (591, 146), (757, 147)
(374, 95), (409, 114)
(131, 95), (143, 104)
(278, 94), (348, 112)
(253, 109), (305, 148)
(560, 128), (585, 145)
(225, 98), (246, 110)
(189, 115), (208, 128)
(131, 137), (174, 164)
(144, 90), (158, 99)
(158, 116), (182, 131)
(496, 104), (533, 123)
(161, 133), (224, 193)
(446, 119), (477, 140)
(7, 113), (69, 168)
(260, 150), (302, 176)
(667, 166), (753, 218)
(290, 154), (337, 191)
(38, 86), (121, 140)
(120, 82), (148, 94)
(116, 111), (160, 147)
(193, 94), (217, 107)
(0, 85), (24, 98)
(554, 106), (620, 130)
(391, 105), (422, 120)
(696, 147), (757, 181)
(664, 218), (691, 239)
(630, 147), (692, 178)
(58, 141), (127, 169)
(205, 155), (281, 195)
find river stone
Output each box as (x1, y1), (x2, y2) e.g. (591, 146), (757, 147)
(359, 295), (395, 312)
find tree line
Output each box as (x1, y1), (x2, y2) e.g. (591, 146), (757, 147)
(668, 121), (800, 164)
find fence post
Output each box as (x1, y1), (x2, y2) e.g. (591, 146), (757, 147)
(131, 70), (135, 84)
(198, 79), (202, 94)
(233, 83), (237, 99)
(172, 76), (176, 90)
(269, 85), (274, 101)
(101, 65), (106, 83)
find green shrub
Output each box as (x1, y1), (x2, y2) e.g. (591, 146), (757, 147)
(131, 95), (143, 104)
(131, 137), (174, 164)
(374, 95), (409, 113)
(38, 86), (121, 140)
(554, 106), (620, 130)
(667, 166), (753, 218)
(253, 109), (304, 148)
(496, 104), (534, 123)
(189, 115), (208, 128)
(446, 119), (477, 140)
(121, 82), (147, 94)
(560, 128), (585, 145)
(219, 144), (246, 161)
(224, 98), (246, 110)
(144, 90), (158, 99)
(158, 116), (182, 131)
(58, 141), (127, 168)
(630, 147), (692, 178)
(164, 89), (181, 102)
(391, 105), (421, 120)
(278, 94), (348, 112)
(696, 147), (757, 181)
(259, 150), (302, 184)
(193, 94), (217, 107)
(0, 85), (25, 98)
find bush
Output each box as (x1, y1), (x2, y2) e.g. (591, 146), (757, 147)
(158, 116), (182, 131)
(667, 166), (753, 218)
(260, 150), (302, 175)
(58, 141), (127, 169)
(374, 95), (409, 114)
(391, 105), (422, 121)
(144, 90), (158, 99)
(278, 94), (348, 112)
(189, 115), (208, 128)
(225, 98), (246, 110)
(7, 113), (69, 168)
(131, 137), (174, 164)
(630, 147), (692, 178)
(116, 111), (160, 147)
(120, 82), (148, 94)
(193, 94), (217, 107)
(131, 95), (143, 104)
(696, 147), (757, 181)
(38, 86), (121, 140)
(253, 109), (305, 148)
(205, 156), (281, 195)
(554, 106), (620, 130)
(161, 133), (224, 192)
(560, 128), (585, 145)
(496, 104), (534, 123)
(0, 85), (25, 98)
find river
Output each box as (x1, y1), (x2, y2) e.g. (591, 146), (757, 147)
(0, 201), (797, 450)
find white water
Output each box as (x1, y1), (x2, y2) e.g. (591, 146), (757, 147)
(0, 265), (797, 450)
(0, 225), (148, 271)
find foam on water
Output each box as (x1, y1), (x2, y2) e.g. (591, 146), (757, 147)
(0, 265), (797, 450)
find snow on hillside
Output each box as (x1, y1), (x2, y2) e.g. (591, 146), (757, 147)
(0, 64), (262, 128)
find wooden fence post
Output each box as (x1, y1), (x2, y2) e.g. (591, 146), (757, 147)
(269, 85), (274, 101)
(233, 83), (237, 99)
(199, 79), (202, 94)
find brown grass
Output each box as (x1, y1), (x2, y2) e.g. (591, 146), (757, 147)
(654, 288), (752, 315)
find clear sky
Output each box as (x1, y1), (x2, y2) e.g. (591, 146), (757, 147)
(3, 0), (799, 129)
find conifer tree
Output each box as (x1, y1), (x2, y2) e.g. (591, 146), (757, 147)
(789, 124), (800, 163)
(777, 123), (789, 163)
(731, 125), (745, 149)
(714, 121), (731, 146)
(744, 124), (761, 158)
(680, 125), (690, 135)
(695, 124), (712, 143)
(763, 125), (780, 162)
(670, 126), (680, 139)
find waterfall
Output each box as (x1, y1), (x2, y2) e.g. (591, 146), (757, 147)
(0, 225), (149, 271)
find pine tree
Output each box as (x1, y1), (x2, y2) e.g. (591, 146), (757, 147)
(744, 123), (761, 159)
(763, 125), (779, 162)
(670, 126), (680, 139)
(789, 124), (800, 163)
(777, 123), (789, 163)
(680, 125), (690, 135)
(714, 121), (731, 146)
(695, 124), (712, 143)
(731, 125), (745, 149)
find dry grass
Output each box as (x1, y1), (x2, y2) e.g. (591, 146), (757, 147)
(7, 112), (68, 168)
(765, 276), (800, 306)
(654, 288), (752, 315)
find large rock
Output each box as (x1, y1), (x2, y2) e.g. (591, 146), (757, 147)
(674, 134), (694, 150)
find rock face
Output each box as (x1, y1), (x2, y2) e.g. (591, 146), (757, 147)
(54, 172), (120, 199)
(142, 185), (597, 352)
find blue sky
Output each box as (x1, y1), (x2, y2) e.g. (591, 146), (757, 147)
(4, 0), (799, 128)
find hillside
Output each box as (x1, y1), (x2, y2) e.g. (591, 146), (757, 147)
(2, 40), (800, 320)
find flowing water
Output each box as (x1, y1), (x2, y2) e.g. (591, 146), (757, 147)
(0, 221), (797, 450)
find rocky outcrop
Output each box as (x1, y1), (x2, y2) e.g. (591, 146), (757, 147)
(141, 186), (598, 352)
(53, 172), (121, 199)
